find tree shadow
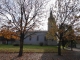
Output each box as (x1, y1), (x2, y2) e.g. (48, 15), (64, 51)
(40, 50), (63, 60)
(40, 49), (80, 60)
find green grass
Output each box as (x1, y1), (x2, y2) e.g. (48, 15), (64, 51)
(0, 44), (58, 53)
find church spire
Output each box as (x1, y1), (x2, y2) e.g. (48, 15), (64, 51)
(50, 10), (53, 18)
(48, 10), (55, 21)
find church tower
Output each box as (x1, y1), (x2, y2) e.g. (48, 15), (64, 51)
(46, 10), (58, 42)
(48, 10), (55, 31)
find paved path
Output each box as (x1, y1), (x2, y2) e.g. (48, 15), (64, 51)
(65, 48), (80, 51)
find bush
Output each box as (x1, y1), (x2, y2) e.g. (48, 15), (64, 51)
(39, 42), (43, 46)
(13, 41), (20, 46)
(13, 44), (19, 46)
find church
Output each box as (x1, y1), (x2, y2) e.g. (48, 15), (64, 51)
(0, 10), (57, 45)
(24, 11), (57, 45)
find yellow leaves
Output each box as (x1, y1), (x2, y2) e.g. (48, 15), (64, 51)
(63, 28), (76, 41)
(58, 29), (64, 34)
(47, 26), (58, 40)
(0, 32), (2, 36)
(46, 26), (58, 40)
(0, 29), (20, 40)
(12, 35), (20, 40)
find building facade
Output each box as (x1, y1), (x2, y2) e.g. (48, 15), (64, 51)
(24, 31), (57, 45)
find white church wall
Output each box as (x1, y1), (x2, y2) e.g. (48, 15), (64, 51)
(24, 31), (47, 45)
(30, 35), (39, 45)
(47, 40), (57, 45)
(24, 31), (57, 45)
(24, 37), (31, 45)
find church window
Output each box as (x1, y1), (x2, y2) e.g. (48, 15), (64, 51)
(29, 36), (31, 41)
(44, 36), (46, 41)
(37, 36), (39, 41)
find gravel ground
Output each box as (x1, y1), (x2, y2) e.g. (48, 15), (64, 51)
(0, 51), (80, 60)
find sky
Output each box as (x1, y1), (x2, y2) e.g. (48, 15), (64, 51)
(0, 0), (56, 31)
(1, 0), (79, 36)
(1, 0), (80, 31)
(38, 0), (56, 31)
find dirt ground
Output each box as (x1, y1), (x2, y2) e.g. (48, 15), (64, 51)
(0, 50), (80, 60)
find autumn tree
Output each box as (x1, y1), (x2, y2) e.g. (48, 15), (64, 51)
(52, 0), (80, 55)
(0, 0), (48, 57)
(62, 24), (76, 50)
(74, 28), (80, 43)
(0, 28), (19, 44)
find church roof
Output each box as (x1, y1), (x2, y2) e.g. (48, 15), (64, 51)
(28, 30), (47, 33)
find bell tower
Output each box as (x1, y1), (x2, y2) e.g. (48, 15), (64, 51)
(48, 10), (55, 31)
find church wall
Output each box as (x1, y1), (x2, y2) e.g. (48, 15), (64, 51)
(24, 31), (47, 45)
(24, 31), (57, 45)
(47, 40), (57, 45)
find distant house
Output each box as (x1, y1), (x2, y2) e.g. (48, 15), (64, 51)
(0, 36), (15, 44)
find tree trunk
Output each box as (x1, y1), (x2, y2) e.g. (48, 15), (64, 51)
(18, 33), (24, 57)
(58, 32), (63, 56)
(6, 40), (8, 45)
(62, 40), (65, 49)
(58, 40), (61, 55)
(62, 45), (64, 49)
(71, 40), (73, 51)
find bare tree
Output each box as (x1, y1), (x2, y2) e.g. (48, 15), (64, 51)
(0, 0), (48, 57)
(53, 0), (80, 55)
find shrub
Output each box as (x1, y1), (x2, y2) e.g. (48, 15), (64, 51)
(39, 42), (43, 46)
(13, 44), (19, 46)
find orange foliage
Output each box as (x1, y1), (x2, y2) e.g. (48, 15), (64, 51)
(63, 28), (76, 41)
(0, 28), (20, 40)
(46, 23), (58, 40)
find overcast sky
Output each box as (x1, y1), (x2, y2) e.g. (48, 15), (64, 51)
(1, 0), (80, 31)
(39, 0), (56, 31)
(0, 0), (56, 31)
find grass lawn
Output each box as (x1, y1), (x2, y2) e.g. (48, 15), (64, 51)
(0, 44), (59, 53)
